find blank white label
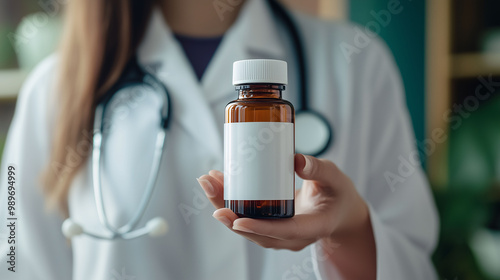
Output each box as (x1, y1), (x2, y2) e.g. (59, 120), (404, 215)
(224, 122), (294, 200)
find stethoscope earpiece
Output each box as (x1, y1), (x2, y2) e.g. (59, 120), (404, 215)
(62, 218), (84, 239)
(146, 217), (169, 237)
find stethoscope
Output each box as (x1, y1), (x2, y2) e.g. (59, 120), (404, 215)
(61, 0), (333, 240)
(267, 0), (333, 156)
(62, 59), (170, 240)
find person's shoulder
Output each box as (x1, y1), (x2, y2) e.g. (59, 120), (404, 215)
(20, 54), (59, 100)
(291, 11), (394, 66)
(14, 54), (59, 132)
(16, 54), (59, 113)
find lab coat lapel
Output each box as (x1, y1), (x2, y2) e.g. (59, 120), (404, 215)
(137, 10), (250, 279)
(202, 0), (287, 103)
(137, 9), (222, 157)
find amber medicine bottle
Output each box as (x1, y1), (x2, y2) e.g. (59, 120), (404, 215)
(224, 59), (295, 219)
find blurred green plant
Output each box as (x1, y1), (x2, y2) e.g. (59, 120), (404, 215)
(0, 24), (18, 68)
(433, 190), (494, 280)
(433, 94), (500, 280)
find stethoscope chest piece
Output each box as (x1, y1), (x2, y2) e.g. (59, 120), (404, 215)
(295, 110), (333, 157)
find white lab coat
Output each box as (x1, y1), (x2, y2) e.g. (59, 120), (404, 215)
(0, 0), (439, 279)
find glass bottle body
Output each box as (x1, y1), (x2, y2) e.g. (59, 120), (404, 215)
(224, 84), (294, 218)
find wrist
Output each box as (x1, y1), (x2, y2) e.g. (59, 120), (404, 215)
(329, 188), (370, 242)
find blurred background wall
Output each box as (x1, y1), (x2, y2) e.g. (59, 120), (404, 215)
(0, 0), (499, 279)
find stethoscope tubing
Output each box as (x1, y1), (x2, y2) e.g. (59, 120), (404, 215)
(92, 124), (167, 237)
(72, 62), (171, 240)
(267, 0), (308, 111)
(268, 0), (333, 157)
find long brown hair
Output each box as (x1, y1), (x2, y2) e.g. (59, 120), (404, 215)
(43, 0), (156, 215)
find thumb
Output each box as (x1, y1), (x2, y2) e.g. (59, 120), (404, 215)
(295, 154), (340, 188)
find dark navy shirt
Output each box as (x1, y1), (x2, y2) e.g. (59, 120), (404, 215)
(174, 33), (223, 80)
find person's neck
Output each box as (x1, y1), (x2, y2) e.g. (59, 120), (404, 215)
(160, 0), (244, 37)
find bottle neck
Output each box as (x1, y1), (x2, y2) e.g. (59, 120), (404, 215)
(236, 84), (284, 99)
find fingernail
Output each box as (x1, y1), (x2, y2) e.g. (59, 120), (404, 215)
(303, 155), (313, 174)
(197, 178), (216, 197)
(232, 224), (255, 234)
(213, 215), (232, 228)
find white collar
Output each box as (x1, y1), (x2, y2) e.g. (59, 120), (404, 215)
(137, 0), (286, 98)
(136, 0), (287, 156)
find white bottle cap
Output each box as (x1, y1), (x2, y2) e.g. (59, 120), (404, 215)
(233, 59), (288, 85)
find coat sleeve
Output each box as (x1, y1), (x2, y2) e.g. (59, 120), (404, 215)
(312, 38), (439, 280)
(0, 56), (73, 279)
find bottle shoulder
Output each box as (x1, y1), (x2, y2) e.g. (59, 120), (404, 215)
(225, 99), (294, 123)
(225, 99), (295, 110)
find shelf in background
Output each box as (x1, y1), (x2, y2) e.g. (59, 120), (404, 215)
(452, 53), (500, 78)
(0, 69), (29, 101)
